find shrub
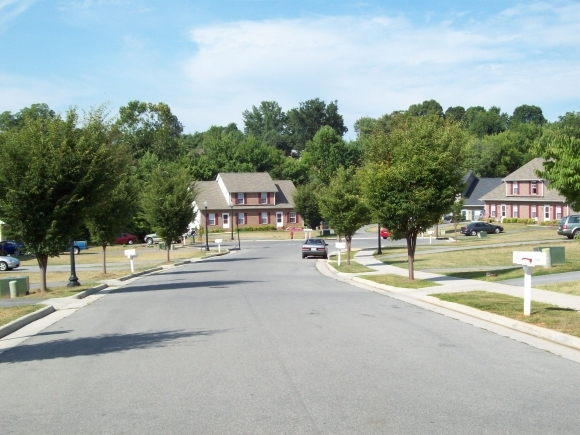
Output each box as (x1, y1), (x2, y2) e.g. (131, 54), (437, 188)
(540, 220), (559, 226)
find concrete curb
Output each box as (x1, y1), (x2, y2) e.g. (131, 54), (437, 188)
(0, 305), (55, 339)
(73, 283), (108, 299)
(118, 267), (164, 281)
(349, 273), (580, 352)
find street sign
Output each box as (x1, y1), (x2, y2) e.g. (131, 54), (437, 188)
(335, 242), (346, 249)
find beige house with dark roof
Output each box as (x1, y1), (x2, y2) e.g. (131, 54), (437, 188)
(194, 173), (302, 231)
(479, 158), (576, 222)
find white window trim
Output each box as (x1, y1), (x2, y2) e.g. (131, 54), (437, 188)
(491, 204), (496, 217)
(260, 212), (268, 224)
(209, 213), (216, 225)
(544, 205), (550, 220)
(237, 193), (244, 205)
(531, 181), (537, 195)
(501, 204), (506, 217)
(556, 205), (562, 220)
(260, 192), (267, 204)
(513, 181), (519, 195)
(290, 212), (297, 223)
(531, 205), (537, 218)
(513, 204), (519, 218)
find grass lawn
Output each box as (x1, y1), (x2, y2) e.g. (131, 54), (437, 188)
(329, 261), (374, 273)
(23, 284), (100, 299)
(432, 291), (580, 338)
(0, 304), (45, 327)
(359, 274), (440, 289)
(536, 280), (580, 296)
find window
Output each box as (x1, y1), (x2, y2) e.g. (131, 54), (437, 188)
(237, 213), (245, 225)
(290, 212), (297, 223)
(544, 205), (550, 220)
(531, 181), (537, 194)
(491, 204), (496, 217)
(209, 213), (216, 225)
(501, 204), (506, 218)
(513, 204), (518, 218)
(237, 193), (244, 205)
(261, 212), (268, 224)
(531, 205), (537, 218)
(222, 213), (229, 226)
(556, 206), (562, 220)
(260, 192), (267, 204)
(513, 181), (519, 195)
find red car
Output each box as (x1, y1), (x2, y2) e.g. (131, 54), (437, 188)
(115, 233), (137, 245)
(380, 228), (391, 239)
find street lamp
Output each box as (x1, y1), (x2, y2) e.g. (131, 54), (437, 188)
(377, 222), (383, 255)
(204, 200), (209, 251)
(230, 200), (234, 241)
(67, 239), (81, 287)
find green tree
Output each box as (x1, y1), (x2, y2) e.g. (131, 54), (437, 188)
(361, 114), (468, 279)
(140, 164), (197, 261)
(115, 100), (184, 160)
(510, 104), (546, 126)
(242, 101), (290, 152)
(318, 168), (372, 264)
(0, 103), (55, 132)
(286, 98), (347, 151)
(447, 197), (465, 236)
(445, 106), (466, 123)
(407, 99), (444, 117)
(0, 108), (120, 291)
(293, 181), (324, 229)
(85, 170), (139, 274)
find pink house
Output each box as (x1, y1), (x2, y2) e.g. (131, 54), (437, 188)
(479, 158), (576, 222)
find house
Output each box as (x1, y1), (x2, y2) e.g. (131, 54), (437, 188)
(460, 171), (503, 221)
(194, 172), (302, 231)
(479, 158), (576, 222)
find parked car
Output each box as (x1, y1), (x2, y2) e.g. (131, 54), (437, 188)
(115, 233), (137, 245)
(65, 241), (88, 255)
(460, 222), (504, 236)
(302, 238), (328, 259)
(0, 254), (20, 271)
(380, 228), (391, 239)
(0, 241), (21, 256)
(442, 215), (454, 223)
(144, 233), (163, 245)
(557, 215), (580, 239)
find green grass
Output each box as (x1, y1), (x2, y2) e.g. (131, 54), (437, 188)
(536, 280), (580, 296)
(358, 273), (440, 289)
(329, 261), (374, 273)
(432, 291), (580, 338)
(0, 304), (45, 327)
(24, 284), (99, 299)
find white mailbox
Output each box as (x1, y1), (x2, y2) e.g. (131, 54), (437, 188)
(215, 239), (223, 253)
(124, 248), (138, 273)
(335, 242), (346, 249)
(513, 251), (546, 316)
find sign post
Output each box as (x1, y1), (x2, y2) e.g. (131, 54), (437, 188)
(215, 239), (223, 253)
(124, 248), (138, 274)
(427, 230), (434, 244)
(335, 242), (346, 266)
(513, 251), (547, 316)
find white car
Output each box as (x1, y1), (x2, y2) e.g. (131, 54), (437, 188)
(0, 255), (20, 271)
(144, 233), (163, 245)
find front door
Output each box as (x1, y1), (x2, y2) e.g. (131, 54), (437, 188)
(276, 212), (283, 228)
(222, 213), (229, 229)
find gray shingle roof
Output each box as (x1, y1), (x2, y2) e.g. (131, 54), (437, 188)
(217, 172), (277, 193)
(463, 176), (503, 207)
(503, 158), (545, 181)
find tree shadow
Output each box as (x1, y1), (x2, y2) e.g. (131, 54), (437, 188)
(545, 307), (578, 312)
(157, 269), (224, 276)
(203, 257), (264, 263)
(113, 279), (262, 293)
(0, 329), (227, 364)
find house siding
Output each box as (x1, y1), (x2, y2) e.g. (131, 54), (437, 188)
(200, 210), (301, 229)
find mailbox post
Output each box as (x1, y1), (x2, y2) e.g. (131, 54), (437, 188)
(513, 251), (547, 316)
(335, 242), (346, 266)
(124, 248), (138, 274)
(215, 239), (223, 254)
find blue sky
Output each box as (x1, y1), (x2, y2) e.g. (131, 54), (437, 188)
(1, 1), (579, 136)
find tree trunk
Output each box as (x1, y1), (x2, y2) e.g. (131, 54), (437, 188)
(406, 232), (418, 280)
(345, 234), (352, 265)
(166, 243), (170, 262)
(101, 244), (107, 274)
(36, 254), (48, 292)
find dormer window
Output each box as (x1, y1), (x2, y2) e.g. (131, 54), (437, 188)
(513, 181), (519, 195)
(260, 192), (267, 204)
(531, 181), (537, 194)
(237, 193), (244, 205)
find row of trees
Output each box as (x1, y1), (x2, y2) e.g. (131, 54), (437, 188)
(0, 106), (196, 291)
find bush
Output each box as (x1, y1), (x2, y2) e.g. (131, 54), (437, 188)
(540, 220), (559, 226)
(502, 218), (536, 224)
(238, 225), (277, 232)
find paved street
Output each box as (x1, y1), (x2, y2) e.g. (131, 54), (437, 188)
(1, 241), (579, 434)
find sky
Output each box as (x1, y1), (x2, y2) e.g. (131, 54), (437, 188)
(1, 0), (579, 137)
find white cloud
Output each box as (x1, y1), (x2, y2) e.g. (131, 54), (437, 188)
(180, 1), (580, 133)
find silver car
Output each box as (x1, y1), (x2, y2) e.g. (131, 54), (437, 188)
(0, 255), (20, 271)
(144, 233), (163, 245)
(302, 238), (328, 259)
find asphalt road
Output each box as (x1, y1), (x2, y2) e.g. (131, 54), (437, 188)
(1, 240), (579, 434)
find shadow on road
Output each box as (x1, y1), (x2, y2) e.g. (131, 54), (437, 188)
(0, 329), (227, 364)
(157, 269), (224, 276)
(203, 257), (264, 263)
(114, 279), (262, 293)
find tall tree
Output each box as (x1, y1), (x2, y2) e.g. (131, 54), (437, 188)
(445, 106), (466, 123)
(318, 168), (372, 264)
(286, 98), (347, 151)
(407, 99), (444, 117)
(115, 100), (183, 160)
(242, 101), (290, 152)
(140, 163), (197, 262)
(463, 106), (509, 137)
(510, 104), (546, 126)
(293, 181), (324, 229)
(0, 103), (55, 132)
(0, 108), (120, 291)
(361, 114), (468, 279)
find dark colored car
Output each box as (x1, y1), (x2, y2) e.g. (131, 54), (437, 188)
(442, 215), (454, 223)
(557, 215), (580, 239)
(302, 238), (328, 259)
(115, 233), (137, 245)
(0, 241), (21, 256)
(460, 221), (504, 236)
(380, 228), (391, 239)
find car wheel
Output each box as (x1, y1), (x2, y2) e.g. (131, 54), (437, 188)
(73, 247), (80, 255)
(494, 228), (500, 234)
(13, 249), (20, 257)
(128, 240), (133, 245)
(302, 254), (306, 259)
(0, 261), (7, 271)
(323, 254), (328, 259)
(567, 235), (573, 239)
(146, 238), (153, 245)
(470, 230), (477, 236)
